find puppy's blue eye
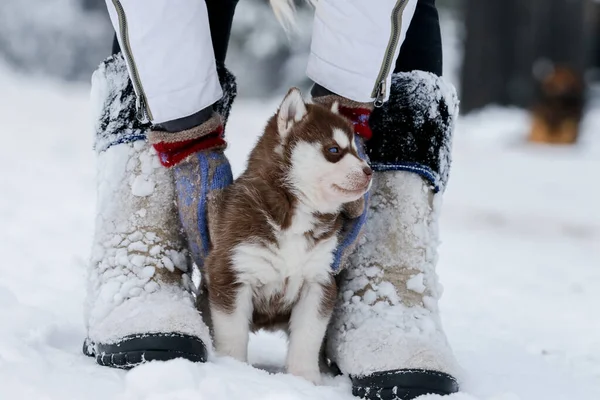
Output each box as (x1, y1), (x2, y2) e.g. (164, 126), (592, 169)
(328, 146), (340, 154)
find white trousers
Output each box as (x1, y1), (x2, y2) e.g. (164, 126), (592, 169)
(105, 0), (417, 124)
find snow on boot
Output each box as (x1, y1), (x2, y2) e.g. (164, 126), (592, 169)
(327, 71), (460, 399)
(83, 54), (211, 368)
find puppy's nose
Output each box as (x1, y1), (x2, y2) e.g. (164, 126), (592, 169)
(363, 166), (373, 176)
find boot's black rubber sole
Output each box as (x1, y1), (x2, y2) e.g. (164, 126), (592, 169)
(83, 333), (207, 369)
(351, 369), (459, 399)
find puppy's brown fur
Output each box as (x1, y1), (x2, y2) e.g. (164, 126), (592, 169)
(199, 89), (370, 383)
(205, 102), (358, 324)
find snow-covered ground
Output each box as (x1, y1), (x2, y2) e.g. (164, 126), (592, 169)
(1, 63), (599, 400)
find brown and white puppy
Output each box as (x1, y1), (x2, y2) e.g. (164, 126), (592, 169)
(202, 88), (372, 384)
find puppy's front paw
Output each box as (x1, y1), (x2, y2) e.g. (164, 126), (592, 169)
(214, 341), (248, 363)
(288, 365), (323, 385)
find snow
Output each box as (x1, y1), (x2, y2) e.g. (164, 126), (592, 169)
(407, 273), (426, 294)
(1, 63), (600, 399)
(131, 175), (155, 197)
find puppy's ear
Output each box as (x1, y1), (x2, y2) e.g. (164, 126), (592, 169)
(331, 100), (339, 114)
(277, 87), (307, 137)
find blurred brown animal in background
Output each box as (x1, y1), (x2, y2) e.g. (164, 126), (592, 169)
(529, 66), (585, 145)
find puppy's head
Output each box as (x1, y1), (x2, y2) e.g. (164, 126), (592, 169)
(275, 88), (372, 213)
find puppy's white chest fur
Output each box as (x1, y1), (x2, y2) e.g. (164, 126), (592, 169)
(231, 205), (337, 305)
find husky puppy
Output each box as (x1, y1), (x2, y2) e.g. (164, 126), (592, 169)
(202, 88), (372, 384)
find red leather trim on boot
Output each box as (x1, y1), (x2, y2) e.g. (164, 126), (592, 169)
(152, 125), (225, 167)
(339, 106), (373, 140)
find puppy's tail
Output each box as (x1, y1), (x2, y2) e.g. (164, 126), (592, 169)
(269, 0), (316, 31)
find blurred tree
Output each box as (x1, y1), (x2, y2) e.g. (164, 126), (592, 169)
(592, 2), (600, 71)
(460, 0), (593, 113)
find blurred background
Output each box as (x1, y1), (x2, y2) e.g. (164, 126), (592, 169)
(0, 1), (599, 399)
(1, 0), (599, 117)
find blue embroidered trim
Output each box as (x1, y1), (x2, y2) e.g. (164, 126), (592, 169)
(175, 171), (202, 265)
(331, 191), (370, 272)
(197, 155), (211, 267)
(355, 135), (367, 160)
(213, 163), (233, 190)
(371, 162), (440, 193)
(210, 153), (233, 191)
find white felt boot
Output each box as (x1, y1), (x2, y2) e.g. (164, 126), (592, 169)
(83, 55), (211, 367)
(84, 140), (211, 346)
(327, 171), (459, 377)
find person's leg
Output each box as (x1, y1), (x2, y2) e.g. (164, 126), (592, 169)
(333, 70), (460, 398)
(109, 0), (238, 79)
(308, 0), (460, 398)
(150, 0), (239, 275)
(84, 54), (213, 367)
(206, 0), (239, 65)
(84, 0), (238, 368)
(394, 0), (443, 76)
(105, 0), (222, 125)
(309, 0), (418, 273)
(308, 0), (417, 104)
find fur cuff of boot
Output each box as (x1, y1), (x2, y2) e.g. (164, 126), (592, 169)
(91, 53), (150, 153)
(367, 71), (458, 193)
(91, 53), (237, 155)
